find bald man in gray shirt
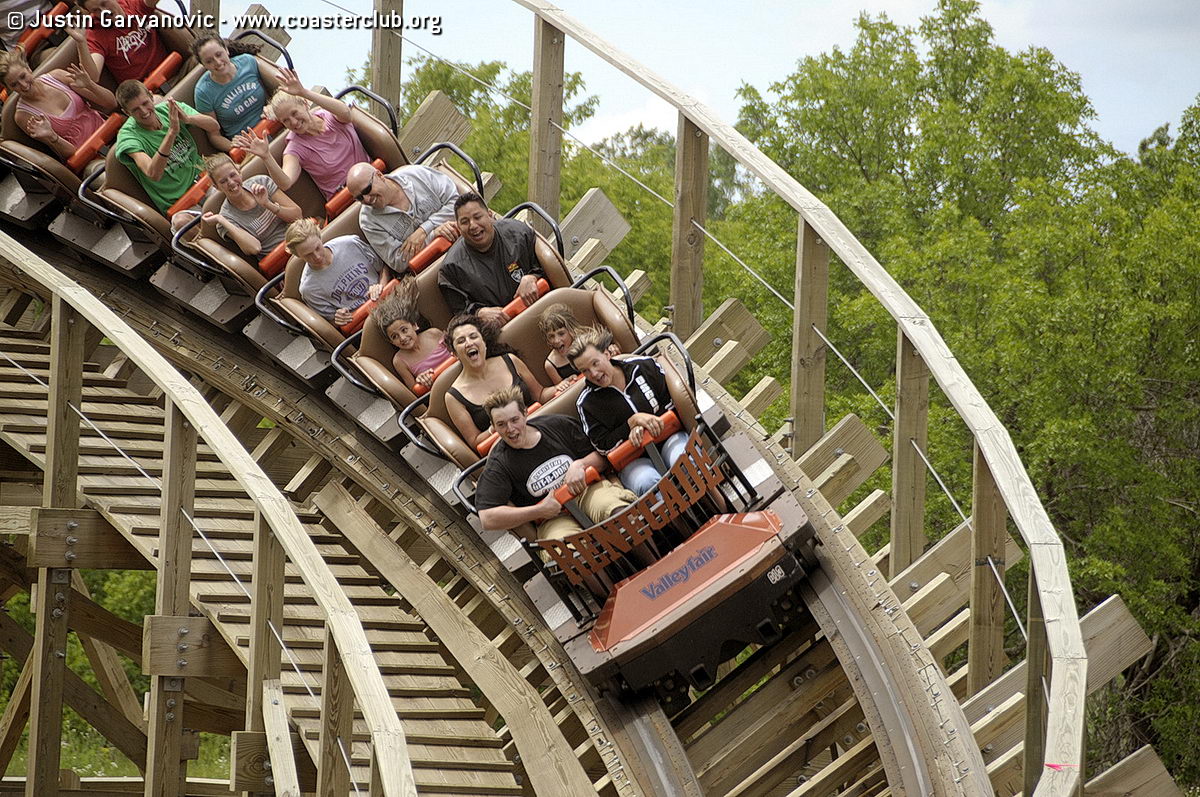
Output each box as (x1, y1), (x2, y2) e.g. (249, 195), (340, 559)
(345, 162), (461, 272)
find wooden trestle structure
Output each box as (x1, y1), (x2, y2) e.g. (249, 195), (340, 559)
(0, 1), (1185, 795)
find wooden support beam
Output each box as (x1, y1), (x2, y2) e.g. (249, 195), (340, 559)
(144, 401), (197, 797)
(796, 414), (889, 507)
(231, 5), (291, 64)
(397, 90), (471, 163)
(686, 298), (770, 368)
(528, 16), (565, 232)
(889, 329), (929, 576)
(968, 441), (1008, 695)
(669, 114), (709, 339)
(217, 401), (263, 444)
(789, 219), (829, 457)
(245, 512), (284, 733)
(560, 188), (631, 264)
(702, 339), (749, 384)
(1085, 744), (1182, 797)
(0, 611), (148, 772)
(843, 489), (891, 539)
(370, 0), (403, 117)
(72, 572), (144, 732)
(0, 653), (32, 773)
(739, 376), (782, 418)
(283, 455), (331, 502)
(260, 680), (302, 796)
(143, 616), (243, 678)
(316, 634), (353, 797)
(28, 296), (85, 797)
(1023, 575), (1050, 797)
(0, 290), (32, 326)
(315, 482), (597, 796)
(232, 729), (315, 793)
(28, 508), (149, 570)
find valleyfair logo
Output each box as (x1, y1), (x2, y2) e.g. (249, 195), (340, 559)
(640, 546), (717, 600)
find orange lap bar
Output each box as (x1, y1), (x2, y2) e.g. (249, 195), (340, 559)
(607, 411), (682, 472)
(553, 466), (600, 506)
(324, 158), (384, 218)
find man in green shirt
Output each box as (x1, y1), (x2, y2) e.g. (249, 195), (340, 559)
(112, 80), (218, 220)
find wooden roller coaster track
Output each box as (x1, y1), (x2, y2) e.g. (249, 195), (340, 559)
(0, 2), (1184, 796)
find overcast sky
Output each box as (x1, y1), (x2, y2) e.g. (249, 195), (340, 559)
(216, 0), (1199, 156)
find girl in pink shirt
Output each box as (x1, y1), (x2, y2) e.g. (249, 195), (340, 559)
(231, 67), (369, 201)
(1, 46), (115, 160)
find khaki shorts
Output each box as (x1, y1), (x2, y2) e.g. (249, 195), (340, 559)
(537, 479), (636, 542)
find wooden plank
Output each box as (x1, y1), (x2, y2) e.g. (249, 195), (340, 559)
(143, 616), (243, 678)
(28, 508), (149, 570)
(27, 296), (85, 797)
(261, 680), (302, 797)
(889, 329), (929, 576)
(397, 90), (471, 163)
(686, 298), (770, 368)
(283, 455), (331, 502)
(0, 611), (148, 772)
(144, 401), (197, 797)
(370, 0), (403, 119)
(796, 414), (888, 507)
(230, 4), (291, 64)
(1085, 745), (1182, 797)
(702, 339), (750, 384)
(245, 512), (284, 735)
(316, 634), (353, 797)
(789, 219), (829, 457)
(1024, 572), (1049, 797)
(843, 489), (890, 539)
(669, 113), (709, 340)
(739, 376), (782, 418)
(0, 653), (32, 773)
(70, 573), (144, 733)
(314, 483), (597, 797)
(561, 188), (631, 264)
(968, 442), (1007, 695)
(528, 16), (565, 230)
(566, 238), (606, 276)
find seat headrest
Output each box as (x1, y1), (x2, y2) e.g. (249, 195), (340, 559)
(497, 287), (639, 379)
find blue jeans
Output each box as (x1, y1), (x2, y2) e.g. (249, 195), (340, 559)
(619, 431), (689, 496)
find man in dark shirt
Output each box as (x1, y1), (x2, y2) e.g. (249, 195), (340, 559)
(475, 386), (635, 542)
(570, 329), (689, 496)
(438, 193), (545, 327)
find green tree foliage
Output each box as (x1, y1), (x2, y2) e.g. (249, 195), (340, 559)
(732, 0), (1200, 782)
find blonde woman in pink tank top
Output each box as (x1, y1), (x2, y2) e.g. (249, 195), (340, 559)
(1, 43), (116, 160)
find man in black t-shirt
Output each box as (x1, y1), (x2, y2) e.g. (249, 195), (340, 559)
(475, 387), (635, 542)
(438, 193), (545, 327)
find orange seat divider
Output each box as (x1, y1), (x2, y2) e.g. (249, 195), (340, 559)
(553, 466), (600, 506)
(325, 157), (384, 218)
(476, 402), (543, 456)
(607, 411), (681, 472)
(66, 113), (125, 172)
